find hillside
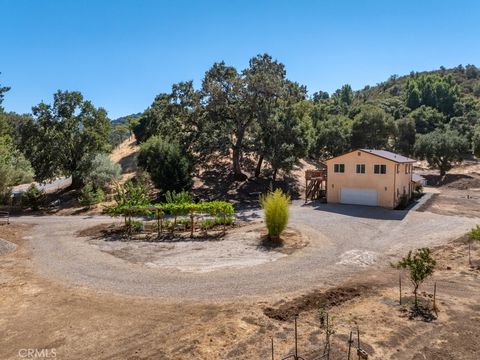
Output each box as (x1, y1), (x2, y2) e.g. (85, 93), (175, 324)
(352, 64), (480, 103)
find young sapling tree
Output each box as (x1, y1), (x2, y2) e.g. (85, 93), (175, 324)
(395, 247), (436, 308)
(467, 225), (480, 266)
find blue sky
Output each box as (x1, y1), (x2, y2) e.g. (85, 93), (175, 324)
(1, 0), (479, 119)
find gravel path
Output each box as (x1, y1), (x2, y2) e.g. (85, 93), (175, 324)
(10, 202), (478, 301)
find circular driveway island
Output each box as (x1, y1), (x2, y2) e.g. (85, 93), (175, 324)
(13, 202), (477, 301)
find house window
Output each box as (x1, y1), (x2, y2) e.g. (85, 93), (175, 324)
(374, 164), (387, 174)
(356, 164), (365, 174)
(396, 164), (400, 173)
(334, 164), (345, 173)
(397, 188), (400, 197)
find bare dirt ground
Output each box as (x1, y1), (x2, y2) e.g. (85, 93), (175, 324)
(417, 164), (480, 217)
(1, 222), (479, 359)
(78, 223), (307, 273)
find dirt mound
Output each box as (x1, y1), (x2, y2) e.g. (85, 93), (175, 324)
(263, 285), (371, 321)
(423, 173), (480, 189)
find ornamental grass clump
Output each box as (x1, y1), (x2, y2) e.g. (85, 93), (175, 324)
(260, 188), (290, 241)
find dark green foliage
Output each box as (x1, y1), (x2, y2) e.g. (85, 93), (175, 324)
(0, 74), (10, 112)
(472, 124), (480, 156)
(78, 184), (105, 206)
(137, 136), (192, 193)
(408, 106), (446, 134)
(312, 115), (352, 158)
(404, 74), (459, 116)
(261, 101), (314, 180)
(395, 248), (436, 307)
(415, 129), (469, 176)
(351, 105), (395, 149)
(312, 91), (329, 103)
(333, 84), (353, 108)
(21, 184), (46, 211)
(0, 135), (34, 195)
(133, 82), (200, 149)
(18, 91), (111, 186)
(395, 117), (416, 155)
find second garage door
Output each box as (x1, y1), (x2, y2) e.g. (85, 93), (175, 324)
(340, 188), (378, 206)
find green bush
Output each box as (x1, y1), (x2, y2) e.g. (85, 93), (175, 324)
(413, 185), (424, 199)
(260, 188), (290, 241)
(79, 184), (105, 206)
(21, 184), (46, 211)
(137, 136), (192, 193)
(165, 190), (192, 204)
(200, 216), (233, 230)
(396, 194), (410, 209)
(80, 153), (121, 191)
(0, 135), (34, 196)
(128, 220), (144, 232)
(0, 188), (12, 205)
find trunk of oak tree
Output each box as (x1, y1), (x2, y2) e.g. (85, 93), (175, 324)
(232, 130), (247, 181)
(254, 155), (264, 178)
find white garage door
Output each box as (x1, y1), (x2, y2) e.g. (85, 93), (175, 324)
(340, 188), (378, 206)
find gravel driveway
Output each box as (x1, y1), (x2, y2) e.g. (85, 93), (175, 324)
(10, 201), (478, 301)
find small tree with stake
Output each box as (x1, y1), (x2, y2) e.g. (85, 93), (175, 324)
(395, 248), (436, 309)
(467, 226), (480, 266)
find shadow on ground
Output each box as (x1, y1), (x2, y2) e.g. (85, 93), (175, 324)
(304, 202), (408, 221)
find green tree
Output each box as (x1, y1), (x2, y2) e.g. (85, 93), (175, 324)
(137, 136), (192, 193)
(243, 53), (289, 177)
(200, 62), (250, 180)
(312, 90), (329, 103)
(404, 74), (459, 116)
(134, 81), (200, 152)
(415, 129), (468, 176)
(0, 135), (34, 196)
(467, 226), (480, 266)
(19, 91), (111, 187)
(395, 248), (436, 308)
(262, 101), (314, 180)
(312, 114), (352, 158)
(395, 117), (416, 156)
(351, 105), (395, 149)
(472, 124), (480, 157)
(409, 106), (446, 134)
(20, 184), (46, 211)
(334, 84), (353, 107)
(0, 74), (10, 112)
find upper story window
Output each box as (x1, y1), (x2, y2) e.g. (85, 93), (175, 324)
(334, 164), (345, 173)
(405, 164), (411, 174)
(396, 164), (400, 173)
(374, 164), (387, 174)
(356, 164), (365, 174)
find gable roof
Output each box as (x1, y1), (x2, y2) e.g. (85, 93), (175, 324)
(325, 149), (416, 163)
(360, 149), (416, 163)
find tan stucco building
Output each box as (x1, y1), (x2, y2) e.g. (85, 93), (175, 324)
(324, 149), (416, 208)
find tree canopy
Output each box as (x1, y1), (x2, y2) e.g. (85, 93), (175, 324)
(18, 91), (111, 186)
